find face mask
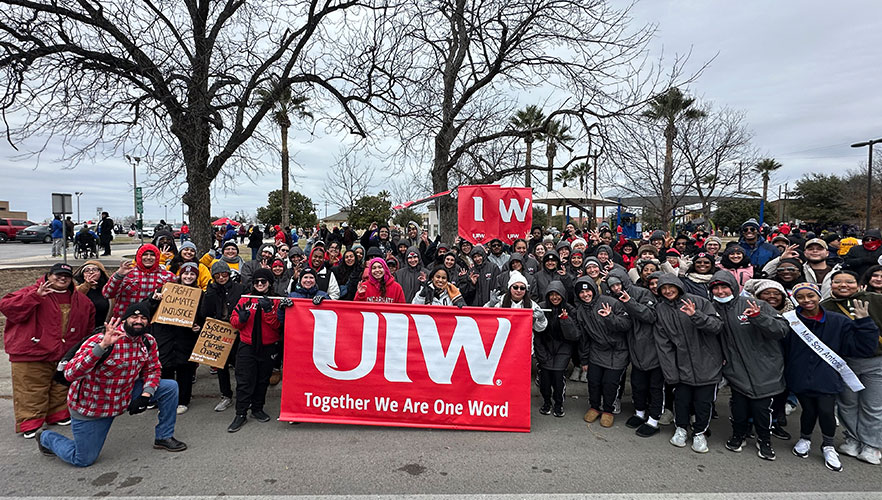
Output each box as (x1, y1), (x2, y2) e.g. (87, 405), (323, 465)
(864, 240), (881, 251)
(124, 321), (147, 337)
(713, 295), (735, 304)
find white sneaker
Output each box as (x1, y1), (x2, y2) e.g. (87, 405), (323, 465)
(823, 446), (843, 472)
(176, 405), (189, 415)
(785, 401), (797, 416)
(659, 408), (674, 426)
(839, 436), (861, 457)
(579, 370), (588, 383)
(214, 396), (233, 412)
(692, 433), (709, 453)
(792, 438), (811, 458)
(569, 368), (581, 381)
(857, 446), (882, 466)
(670, 427), (688, 448)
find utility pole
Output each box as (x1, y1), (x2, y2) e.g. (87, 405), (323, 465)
(777, 185), (782, 223)
(783, 183), (788, 222)
(125, 154), (143, 244)
(737, 161), (743, 192)
(851, 138), (882, 230)
(74, 192), (83, 223)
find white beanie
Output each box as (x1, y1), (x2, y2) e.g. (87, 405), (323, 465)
(507, 270), (529, 289)
(572, 238), (587, 248)
(744, 278), (785, 298)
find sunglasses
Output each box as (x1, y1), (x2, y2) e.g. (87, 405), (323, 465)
(510, 285), (527, 291)
(743, 228), (757, 233)
(778, 267), (800, 273)
(254, 279), (269, 285)
(279, 248), (289, 252)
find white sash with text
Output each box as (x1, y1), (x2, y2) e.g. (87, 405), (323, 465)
(782, 310), (864, 392)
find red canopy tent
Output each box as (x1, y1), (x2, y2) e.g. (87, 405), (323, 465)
(211, 217), (241, 226)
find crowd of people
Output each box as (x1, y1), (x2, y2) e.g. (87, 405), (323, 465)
(3, 215), (882, 472)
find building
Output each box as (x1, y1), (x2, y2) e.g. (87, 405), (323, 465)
(0, 200), (28, 220)
(320, 210), (350, 227)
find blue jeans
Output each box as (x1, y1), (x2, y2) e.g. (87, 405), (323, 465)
(40, 379), (179, 467)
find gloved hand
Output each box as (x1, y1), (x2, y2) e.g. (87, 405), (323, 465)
(456, 301), (464, 309)
(279, 297), (293, 308)
(258, 297), (273, 312)
(235, 303), (250, 323)
(312, 295), (325, 306)
(128, 395), (150, 415)
(532, 307), (544, 320)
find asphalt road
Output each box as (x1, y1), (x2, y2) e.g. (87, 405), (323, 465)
(1, 368), (881, 498)
(0, 240), (142, 268)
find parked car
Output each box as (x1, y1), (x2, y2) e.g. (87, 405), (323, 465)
(16, 225), (53, 244)
(0, 217), (36, 242)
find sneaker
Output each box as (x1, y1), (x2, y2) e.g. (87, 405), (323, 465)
(691, 433), (709, 453)
(792, 438), (811, 458)
(600, 412), (614, 428)
(659, 408), (674, 426)
(553, 406), (565, 418)
(176, 405), (189, 415)
(579, 370), (588, 383)
(35, 431), (54, 457)
(626, 415), (646, 429)
(539, 403), (552, 415)
(227, 414), (247, 433)
(251, 409), (271, 422)
(269, 369), (282, 386)
(838, 436), (861, 457)
(153, 437), (188, 452)
(757, 440), (776, 461)
(670, 427), (688, 448)
(726, 434), (746, 453)
(823, 446), (843, 472)
(569, 367), (581, 382)
(857, 446), (882, 466)
(770, 423), (791, 441)
(612, 398), (622, 415)
(214, 396), (233, 412)
(209, 367), (219, 375)
(583, 408), (601, 423)
(191, 374), (197, 384)
(22, 430), (37, 439)
(636, 423), (660, 437)
(55, 418), (71, 426)
(146, 401), (157, 410)
(785, 401), (797, 416)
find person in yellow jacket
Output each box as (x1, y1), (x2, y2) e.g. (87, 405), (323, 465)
(200, 240), (244, 283)
(167, 241), (212, 290)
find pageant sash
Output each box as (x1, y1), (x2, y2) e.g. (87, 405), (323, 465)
(783, 310), (865, 392)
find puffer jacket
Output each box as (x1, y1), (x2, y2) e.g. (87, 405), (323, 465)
(708, 271), (789, 398)
(607, 267), (660, 371)
(534, 281), (579, 371)
(572, 277), (630, 370)
(653, 274), (724, 386)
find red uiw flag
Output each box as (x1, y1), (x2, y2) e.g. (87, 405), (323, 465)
(279, 299), (532, 432)
(457, 185), (532, 245)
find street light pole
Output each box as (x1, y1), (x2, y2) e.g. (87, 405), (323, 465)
(125, 154), (142, 244)
(851, 138), (882, 230)
(74, 192), (83, 223)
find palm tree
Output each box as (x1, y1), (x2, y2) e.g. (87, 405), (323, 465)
(544, 119), (575, 192)
(642, 87), (706, 229)
(256, 77), (312, 226)
(509, 105), (546, 188)
(754, 158), (782, 223)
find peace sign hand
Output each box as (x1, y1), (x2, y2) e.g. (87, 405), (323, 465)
(743, 299), (762, 318)
(598, 302), (613, 317)
(679, 298), (696, 317)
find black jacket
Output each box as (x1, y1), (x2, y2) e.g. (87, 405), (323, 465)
(653, 275), (724, 386)
(534, 281), (579, 371)
(149, 290), (205, 369)
(395, 246), (428, 303)
(459, 247), (502, 307)
(608, 267), (660, 371)
(572, 278), (631, 370)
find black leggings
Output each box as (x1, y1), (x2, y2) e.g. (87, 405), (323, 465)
(796, 393), (837, 446)
(587, 365), (624, 413)
(538, 368), (566, 410)
(161, 362), (198, 406)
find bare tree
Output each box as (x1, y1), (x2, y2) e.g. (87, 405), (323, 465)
(321, 156), (377, 211)
(0, 0), (394, 249)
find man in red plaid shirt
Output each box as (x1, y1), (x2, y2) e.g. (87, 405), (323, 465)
(36, 301), (187, 466)
(103, 244), (176, 318)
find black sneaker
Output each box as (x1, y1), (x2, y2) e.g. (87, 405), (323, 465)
(35, 431), (54, 457)
(770, 424), (791, 441)
(553, 406), (565, 418)
(636, 423), (660, 438)
(539, 403), (552, 415)
(626, 415), (646, 429)
(726, 434), (746, 452)
(146, 401), (157, 410)
(251, 409), (271, 422)
(227, 414), (247, 433)
(757, 440), (776, 461)
(153, 437), (188, 452)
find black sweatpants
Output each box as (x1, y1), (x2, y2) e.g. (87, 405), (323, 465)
(235, 343), (278, 415)
(631, 367), (665, 419)
(587, 365), (624, 413)
(217, 339), (239, 398)
(796, 393), (837, 446)
(771, 389), (788, 424)
(729, 389), (773, 442)
(538, 368), (566, 410)
(673, 383), (717, 434)
(161, 362), (198, 406)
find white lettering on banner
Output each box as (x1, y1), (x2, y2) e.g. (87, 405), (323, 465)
(310, 310), (510, 385)
(499, 198), (530, 222)
(473, 196), (484, 222)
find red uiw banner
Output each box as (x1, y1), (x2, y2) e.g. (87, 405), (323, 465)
(457, 185), (532, 245)
(279, 299), (532, 432)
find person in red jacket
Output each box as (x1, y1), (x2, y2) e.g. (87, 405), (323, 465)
(354, 258), (406, 304)
(228, 268), (281, 432)
(103, 244), (176, 317)
(0, 263), (95, 438)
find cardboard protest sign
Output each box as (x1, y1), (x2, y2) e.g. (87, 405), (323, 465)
(151, 282), (201, 327)
(188, 318), (238, 369)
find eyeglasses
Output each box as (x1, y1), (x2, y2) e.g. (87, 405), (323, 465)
(865, 237), (880, 242)
(510, 285), (527, 291)
(254, 279), (269, 285)
(279, 248), (289, 252)
(778, 267), (800, 273)
(83, 267), (100, 274)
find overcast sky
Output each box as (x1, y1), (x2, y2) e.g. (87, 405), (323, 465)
(1, 0), (880, 224)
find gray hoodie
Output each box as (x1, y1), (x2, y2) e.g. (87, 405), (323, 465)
(653, 274), (724, 386)
(572, 277), (631, 370)
(607, 267), (660, 371)
(708, 270), (789, 398)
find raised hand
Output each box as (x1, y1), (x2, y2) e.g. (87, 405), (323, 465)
(418, 271), (427, 282)
(781, 244), (800, 260)
(743, 299), (762, 317)
(618, 290), (631, 303)
(598, 302), (613, 317)
(679, 298), (696, 317)
(117, 260), (135, 276)
(854, 300), (870, 319)
(35, 281), (52, 297)
(99, 318), (125, 348)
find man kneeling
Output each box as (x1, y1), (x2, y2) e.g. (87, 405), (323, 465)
(37, 301), (187, 466)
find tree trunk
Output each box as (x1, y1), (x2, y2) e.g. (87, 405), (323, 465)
(281, 124), (290, 226)
(525, 138), (533, 188)
(661, 122), (676, 230)
(183, 175), (212, 253)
